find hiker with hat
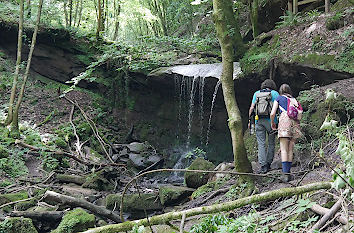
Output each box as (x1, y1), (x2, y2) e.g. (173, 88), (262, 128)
(248, 79), (279, 174)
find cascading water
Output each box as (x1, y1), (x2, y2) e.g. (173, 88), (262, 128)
(187, 76), (199, 148)
(206, 80), (221, 145)
(199, 77), (205, 145)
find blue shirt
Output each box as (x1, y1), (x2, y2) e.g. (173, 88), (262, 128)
(276, 95), (288, 113)
(252, 89), (279, 124)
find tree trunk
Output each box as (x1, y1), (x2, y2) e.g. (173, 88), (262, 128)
(64, 0), (69, 27)
(69, 0), (73, 27)
(249, 0), (259, 38)
(26, 0), (31, 18)
(113, 0), (121, 40)
(77, 0), (83, 27)
(96, 0), (105, 38)
(73, 0), (79, 27)
(212, 0), (252, 179)
(11, 0), (44, 134)
(82, 182), (331, 233)
(3, 0), (24, 126)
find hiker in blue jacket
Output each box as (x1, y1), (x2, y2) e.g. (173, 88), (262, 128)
(248, 79), (279, 174)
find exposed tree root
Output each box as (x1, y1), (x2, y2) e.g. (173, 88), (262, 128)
(83, 181), (331, 233)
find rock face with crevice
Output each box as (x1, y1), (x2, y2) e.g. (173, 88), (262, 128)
(0, 20), (90, 87)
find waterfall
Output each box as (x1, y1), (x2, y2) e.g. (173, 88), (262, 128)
(206, 80), (221, 145)
(187, 76), (199, 148)
(199, 77), (205, 145)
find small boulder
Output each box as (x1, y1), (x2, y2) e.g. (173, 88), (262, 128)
(106, 193), (163, 212)
(0, 217), (38, 233)
(158, 185), (195, 206)
(127, 142), (147, 153)
(51, 208), (95, 233)
(184, 158), (215, 189)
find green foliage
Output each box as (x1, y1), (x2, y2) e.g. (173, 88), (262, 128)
(276, 11), (301, 28)
(0, 217), (38, 233)
(304, 10), (321, 21)
(295, 198), (315, 213)
(185, 147), (206, 160)
(311, 35), (324, 51)
(190, 214), (231, 233)
(326, 12), (344, 30)
(239, 35), (279, 75)
(0, 157), (27, 178)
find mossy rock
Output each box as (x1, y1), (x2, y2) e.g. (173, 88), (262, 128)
(51, 208), (95, 233)
(106, 193), (163, 211)
(191, 178), (227, 199)
(0, 191), (28, 212)
(82, 171), (113, 191)
(0, 217), (38, 233)
(184, 158), (215, 189)
(158, 185), (194, 206)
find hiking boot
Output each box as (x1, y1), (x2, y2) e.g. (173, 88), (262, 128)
(259, 165), (269, 174)
(281, 174), (293, 182)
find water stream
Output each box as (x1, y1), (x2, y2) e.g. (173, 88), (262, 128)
(206, 80), (221, 145)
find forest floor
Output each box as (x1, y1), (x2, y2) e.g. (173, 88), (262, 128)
(1, 49), (353, 232)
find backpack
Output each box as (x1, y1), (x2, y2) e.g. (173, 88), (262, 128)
(255, 90), (273, 117)
(280, 96), (303, 121)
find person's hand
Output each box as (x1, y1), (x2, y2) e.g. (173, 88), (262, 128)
(271, 122), (277, 130)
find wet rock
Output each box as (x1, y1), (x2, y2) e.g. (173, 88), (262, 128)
(106, 193), (163, 212)
(126, 142), (161, 169)
(0, 217), (38, 233)
(184, 158), (215, 189)
(158, 185), (195, 206)
(127, 142), (148, 153)
(51, 208), (95, 233)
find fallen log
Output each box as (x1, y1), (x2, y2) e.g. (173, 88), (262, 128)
(43, 191), (121, 223)
(83, 181), (331, 233)
(10, 211), (64, 222)
(15, 140), (125, 168)
(56, 174), (86, 185)
(311, 199), (343, 232)
(310, 203), (348, 225)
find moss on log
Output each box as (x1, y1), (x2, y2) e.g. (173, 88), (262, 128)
(83, 181), (331, 233)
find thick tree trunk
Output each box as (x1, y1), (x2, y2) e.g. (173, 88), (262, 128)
(3, 0), (24, 126)
(64, 0), (69, 27)
(11, 0), (44, 134)
(113, 0), (121, 40)
(212, 0), (252, 178)
(73, 0), (79, 27)
(77, 0), (83, 27)
(249, 0), (259, 38)
(96, 0), (105, 38)
(69, 0), (73, 27)
(43, 191), (121, 223)
(82, 182), (331, 233)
